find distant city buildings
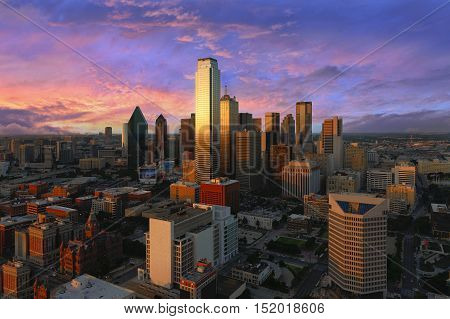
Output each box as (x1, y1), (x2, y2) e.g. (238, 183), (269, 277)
(296, 101), (313, 154)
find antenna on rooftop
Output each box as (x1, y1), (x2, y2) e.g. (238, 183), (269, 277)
(224, 85), (228, 96)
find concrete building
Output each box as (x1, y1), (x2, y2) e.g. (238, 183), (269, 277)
(386, 184), (415, 214)
(182, 159), (196, 183)
(287, 214), (312, 233)
(200, 178), (240, 214)
(235, 130), (262, 192)
(52, 274), (135, 299)
(220, 92), (239, 176)
(195, 58), (220, 183)
(344, 143), (368, 171)
(303, 194), (329, 222)
(1, 260), (33, 299)
(0, 214), (36, 258)
(179, 259), (217, 299)
(144, 203), (237, 289)
(237, 209), (282, 230)
(367, 169), (393, 193)
(170, 181), (200, 203)
(417, 158), (450, 174)
(269, 144), (290, 181)
(328, 193), (388, 296)
(282, 160), (320, 199)
(79, 158), (106, 171)
(231, 262), (272, 286)
(180, 113), (195, 158)
(327, 170), (361, 194)
(319, 116), (343, 169)
(393, 162), (416, 188)
(28, 214), (84, 267)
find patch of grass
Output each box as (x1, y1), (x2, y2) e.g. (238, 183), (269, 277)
(276, 236), (306, 248)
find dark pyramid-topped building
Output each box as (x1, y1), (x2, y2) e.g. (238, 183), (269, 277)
(127, 106), (148, 172)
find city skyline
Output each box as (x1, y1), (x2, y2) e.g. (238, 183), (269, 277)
(1, 1), (449, 135)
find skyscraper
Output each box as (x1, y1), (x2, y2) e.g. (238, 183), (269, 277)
(282, 160), (320, 199)
(328, 193), (387, 297)
(319, 116), (343, 169)
(220, 92), (239, 176)
(127, 106), (148, 172)
(295, 101), (313, 153)
(281, 114), (295, 146)
(104, 127), (112, 137)
(121, 123), (128, 149)
(195, 58), (220, 183)
(239, 113), (253, 131)
(235, 130), (262, 191)
(180, 113), (195, 159)
(155, 114), (168, 162)
(281, 161), (320, 200)
(265, 112), (280, 135)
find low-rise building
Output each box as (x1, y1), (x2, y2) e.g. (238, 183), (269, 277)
(303, 194), (329, 222)
(287, 214), (312, 233)
(51, 274), (136, 299)
(237, 209), (282, 230)
(231, 262), (272, 286)
(179, 259), (217, 299)
(170, 181), (200, 203)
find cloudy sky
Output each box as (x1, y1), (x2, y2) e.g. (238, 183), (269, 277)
(0, 0), (449, 135)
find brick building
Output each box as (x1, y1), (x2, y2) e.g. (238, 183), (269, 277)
(200, 178), (240, 214)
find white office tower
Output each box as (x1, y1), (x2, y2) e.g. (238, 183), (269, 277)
(146, 203), (237, 289)
(328, 193), (388, 297)
(195, 58), (221, 183)
(393, 162), (416, 188)
(282, 160), (320, 199)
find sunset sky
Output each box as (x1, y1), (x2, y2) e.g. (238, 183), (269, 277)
(0, 0), (449, 135)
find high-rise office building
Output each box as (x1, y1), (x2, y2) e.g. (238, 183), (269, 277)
(127, 106), (148, 172)
(265, 112), (280, 135)
(252, 118), (262, 132)
(145, 203), (238, 289)
(281, 114), (295, 146)
(180, 113), (195, 158)
(393, 162), (416, 188)
(220, 93), (239, 176)
(155, 114), (168, 162)
(195, 58), (220, 183)
(366, 169), (393, 192)
(19, 144), (34, 167)
(105, 127), (112, 137)
(295, 101), (313, 153)
(344, 143), (368, 171)
(269, 144), (290, 181)
(328, 193), (387, 296)
(281, 160), (320, 199)
(200, 177), (240, 214)
(319, 116), (343, 169)
(121, 123), (128, 149)
(56, 141), (73, 164)
(239, 113), (253, 131)
(386, 184), (415, 214)
(235, 130), (262, 192)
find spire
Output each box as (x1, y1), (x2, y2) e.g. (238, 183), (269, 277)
(225, 84), (228, 96)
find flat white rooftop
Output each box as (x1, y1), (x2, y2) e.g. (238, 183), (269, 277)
(52, 274), (135, 299)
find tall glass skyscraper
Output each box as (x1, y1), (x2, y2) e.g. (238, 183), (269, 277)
(296, 101), (313, 153)
(155, 114), (168, 162)
(195, 58), (220, 183)
(127, 106), (148, 172)
(220, 92), (239, 176)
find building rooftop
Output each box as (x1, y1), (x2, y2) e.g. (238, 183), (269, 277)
(233, 262), (270, 275)
(46, 205), (77, 212)
(431, 203), (448, 214)
(0, 214), (36, 227)
(52, 274), (135, 299)
(204, 177), (238, 186)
